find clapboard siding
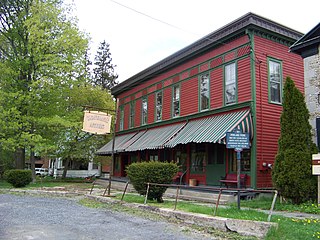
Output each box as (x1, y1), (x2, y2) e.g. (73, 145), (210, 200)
(181, 77), (198, 116)
(237, 57), (252, 103)
(210, 67), (223, 109)
(254, 35), (304, 188)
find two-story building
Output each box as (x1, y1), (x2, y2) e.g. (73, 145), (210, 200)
(97, 12), (304, 189)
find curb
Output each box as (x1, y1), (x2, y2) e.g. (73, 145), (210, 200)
(86, 194), (277, 238)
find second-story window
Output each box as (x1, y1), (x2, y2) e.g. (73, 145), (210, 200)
(141, 97), (147, 125)
(119, 106), (124, 131)
(129, 101), (135, 128)
(200, 74), (209, 111)
(268, 59), (282, 104)
(172, 85), (180, 117)
(225, 63), (236, 104)
(156, 91), (162, 121)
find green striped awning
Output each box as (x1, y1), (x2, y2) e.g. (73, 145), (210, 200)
(165, 109), (252, 148)
(96, 131), (146, 155)
(126, 123), (186, 152)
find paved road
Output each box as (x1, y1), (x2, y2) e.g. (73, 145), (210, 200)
(0, 194), (214, 240)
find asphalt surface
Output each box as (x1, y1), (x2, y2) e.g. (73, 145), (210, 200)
(0, 194), (214, 240)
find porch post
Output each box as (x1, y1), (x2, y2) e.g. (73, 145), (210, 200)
(107, 99), (118, 196)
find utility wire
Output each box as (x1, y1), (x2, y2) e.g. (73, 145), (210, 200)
(109, 0), (219, 45)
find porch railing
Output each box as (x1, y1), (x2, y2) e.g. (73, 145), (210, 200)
(123, 182), (278, 222)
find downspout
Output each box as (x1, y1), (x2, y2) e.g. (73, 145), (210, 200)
(247, 30), (258, 189)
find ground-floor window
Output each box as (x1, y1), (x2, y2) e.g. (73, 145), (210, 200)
(174, 145), (187, 172)
(92, 162), (99, 169)
(149, 153), (159, 161)
(115, 156), (121, 171)
(130, 154), (138, 163)
(230, 149), (251, 172)
(65, 159), (88, 170)
(191, 143), (206, 173)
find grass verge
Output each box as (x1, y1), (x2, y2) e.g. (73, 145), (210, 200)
(119, 193), (320, 240)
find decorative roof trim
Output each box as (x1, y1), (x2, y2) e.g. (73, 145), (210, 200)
(290, 23), (320, 58)
(112, 12), (303, 96)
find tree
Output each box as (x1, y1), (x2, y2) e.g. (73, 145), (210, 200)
(54, 85), (115, 178)
(0, 0), (89, 177)
(92, 40), (118, 90)
(272, 77), (318, 204)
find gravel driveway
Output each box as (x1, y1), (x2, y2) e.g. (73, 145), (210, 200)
(0, 194), (214, 240)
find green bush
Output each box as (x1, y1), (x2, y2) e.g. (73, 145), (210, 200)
(4, 169), (32, 188)
(272, 77), (318, 204)
(126, 161), (179, 203)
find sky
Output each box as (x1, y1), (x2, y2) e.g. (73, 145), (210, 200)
(67, 0), (319, 83)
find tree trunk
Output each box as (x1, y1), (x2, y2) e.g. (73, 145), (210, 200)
(30, 149), (36, 182)
(14, 147), (25, 169)
(62, 158), (70, 179)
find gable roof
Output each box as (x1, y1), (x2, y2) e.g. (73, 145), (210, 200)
(112, 12), (303, 96)
(290, 23), (320, 58)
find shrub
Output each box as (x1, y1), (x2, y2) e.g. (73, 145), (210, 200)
(272, 77), (318, 204)
(4, 169), (32, 188)
(126, 161), (179, 203)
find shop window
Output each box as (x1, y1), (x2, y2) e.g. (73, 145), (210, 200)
(191, 144), (206, 173)
(230, 149), (251, 172)
(149, 152), (159, 161)
(115, 156), (121, 171)
(175, 147), (187, 172)
(130, 154), (138, 163)
(268, 59), (282, 104)
(139, 151), (146, 162)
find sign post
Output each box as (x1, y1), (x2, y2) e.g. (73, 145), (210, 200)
(226, 129), (250, 209)
(82, 105), (117, 197)
(312, 154), (320, 207)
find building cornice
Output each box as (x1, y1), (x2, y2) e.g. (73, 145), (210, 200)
(112, 12), (303, 96)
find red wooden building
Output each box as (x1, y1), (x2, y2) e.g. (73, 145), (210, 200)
(97, 13), (304, 189)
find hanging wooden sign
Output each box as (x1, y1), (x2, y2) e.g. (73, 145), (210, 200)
(82, 111), (112, 135)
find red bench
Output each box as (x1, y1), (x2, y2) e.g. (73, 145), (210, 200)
(173, 172), (183, 183)
(220, 173), (247, 188)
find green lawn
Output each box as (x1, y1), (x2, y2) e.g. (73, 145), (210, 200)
(118, 193), (320, 240)
(0, 178), (93, 189)
(231, 196), (320, 214)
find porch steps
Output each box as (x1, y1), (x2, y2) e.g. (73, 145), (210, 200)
(95, 178), (236, 204)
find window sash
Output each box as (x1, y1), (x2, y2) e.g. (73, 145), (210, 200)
(225, 63), (236, 104)
(200, 74), (209, 110)
(156, 91), (162, 121)
(119, 107), (124, 131)
(172, 85), (180, 117)
(269, 60), (282, 103)
(141, 98), (147, 125)
(129, 102), (135, 128)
